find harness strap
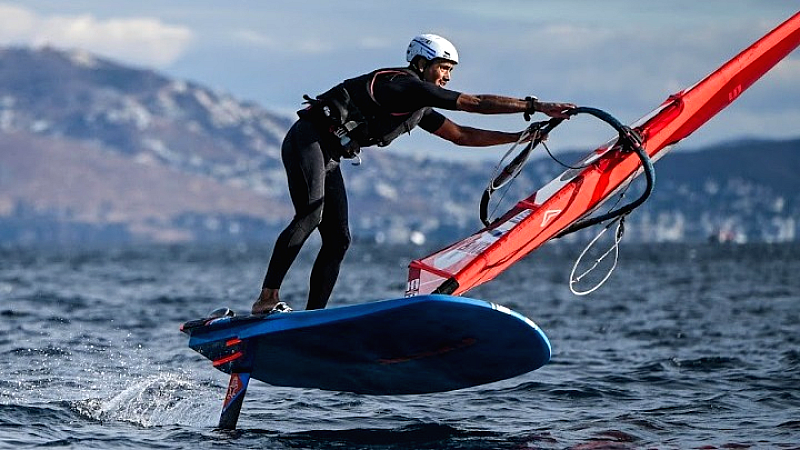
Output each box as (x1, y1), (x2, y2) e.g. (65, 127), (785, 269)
(368, 70), (417, 117)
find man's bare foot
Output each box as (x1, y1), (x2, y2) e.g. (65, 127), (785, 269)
(252, 288), (280, 315)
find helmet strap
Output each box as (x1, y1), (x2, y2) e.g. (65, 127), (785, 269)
(409, 56), (427, 74)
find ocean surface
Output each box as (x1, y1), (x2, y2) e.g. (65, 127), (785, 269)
(1, 241), (798, 449)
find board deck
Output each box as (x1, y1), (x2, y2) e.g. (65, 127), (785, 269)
(182, 295), (551, 395)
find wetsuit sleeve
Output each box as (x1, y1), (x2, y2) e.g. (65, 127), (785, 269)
(418, 109), (447, 133)
(372, 74), (460, 113)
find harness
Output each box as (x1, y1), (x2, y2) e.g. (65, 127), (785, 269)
(298, 68), (426, 160)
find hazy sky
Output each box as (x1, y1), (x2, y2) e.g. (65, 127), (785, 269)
(2, 1), (798, 159)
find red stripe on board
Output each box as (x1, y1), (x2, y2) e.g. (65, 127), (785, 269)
(213, 351), (243, 367)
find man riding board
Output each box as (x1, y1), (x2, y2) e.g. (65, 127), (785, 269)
(253, 34), (575, 314)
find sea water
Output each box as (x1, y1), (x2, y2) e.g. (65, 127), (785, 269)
(1, 241), (798, 449)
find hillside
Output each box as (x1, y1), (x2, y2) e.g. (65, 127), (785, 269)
(1, 47), (798, 246)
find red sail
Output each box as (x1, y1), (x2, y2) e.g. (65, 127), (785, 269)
(407, 12), (800, 297)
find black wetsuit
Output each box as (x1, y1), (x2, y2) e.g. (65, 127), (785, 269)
(262, 67), (460, 310)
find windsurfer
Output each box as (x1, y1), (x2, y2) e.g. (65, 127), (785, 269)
(252, 34), (575, 314)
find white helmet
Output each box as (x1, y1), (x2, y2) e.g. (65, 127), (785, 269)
(406, 34), (459, 64)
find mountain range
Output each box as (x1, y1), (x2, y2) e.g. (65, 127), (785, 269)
(1, 47), (797, 247)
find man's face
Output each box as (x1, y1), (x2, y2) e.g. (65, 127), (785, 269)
(421, 59), (455, 87)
